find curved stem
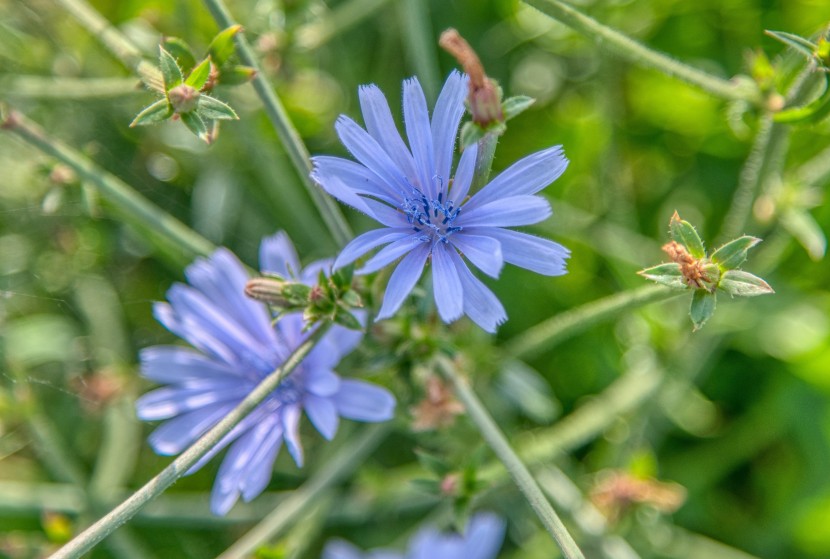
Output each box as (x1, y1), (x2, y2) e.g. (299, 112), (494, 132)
(1, 108), (215, 262)
(504, 285), (680, 360)
(202, 0), (353, 248)
(50, 326), (328, 559)
(437, 357), (585, 559)
(522, 0), (763, 106)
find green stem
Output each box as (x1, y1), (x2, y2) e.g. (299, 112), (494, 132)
(1, 108), (215, 262)
(0, 76), (142, 100)
(50, 327), (328, 559)
(52, 0), (161, 88)
(397, 0), (441, 103)
(217, 424), (390, 559)
(504, 285), (679, 361)
(437, 357), (585, 559)
(470, 132), (499, 193)
(522, 0), (763, 105)
(295, 0), (393, 51)
(202, 0), (353, 248)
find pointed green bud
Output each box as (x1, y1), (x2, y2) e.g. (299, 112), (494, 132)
(216, 65), (257, 86)
(185, 58), (212, 91)
(637, 263), (687, 289)
(159, 46), (183, 90)
(168, 84), (201, 114)
(209, 25), (243, 67)
(669, 211), (705, 259)
(162, 37), (197, 74)
(710, 236), (761, 270)
(503, 95), (535, 120)
(690, 290), (717, 331)
(718, 270), (774, 297)
(130, 99), (172, 127)
(197, 95), (238, 120)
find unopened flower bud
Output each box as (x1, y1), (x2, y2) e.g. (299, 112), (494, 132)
(168, 84), (200, 114)
(245, 277), (311, 308)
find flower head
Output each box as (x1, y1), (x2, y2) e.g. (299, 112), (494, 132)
(312, 71), (570, 332)
(323, 512), (505, 559)
(136, 232), (396, 515)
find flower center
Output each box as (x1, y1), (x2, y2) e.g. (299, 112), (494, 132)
(272, 376), (303, 405)
(402, 189), (462, 245)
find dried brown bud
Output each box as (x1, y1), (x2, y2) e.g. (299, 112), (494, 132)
(439, 28), (503, 126)
(662, 240), (710, 289)
(410, 375), (465, 431)
(590, 470), (686, 523)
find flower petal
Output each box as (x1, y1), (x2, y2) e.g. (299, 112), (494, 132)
(334, 116), (411, 194)
(376, 243), (430, 320)
(431, 71), (467, 190)
(463, 513), (506, 558)
(464, 145), (568, 210)
(305, 394), (340, 440)
(447, 250), (506, 332)
(281, 404), (304, 467)
(403, 78), (437, 199)
(448, 141), (478, 205)
(456, 195), (551, 228)
(240, 420), (285, 502)
(465, 227), (569, 275)
(139, 346), (240, 383)
(358, 84), (419, 183)
(147, 403), (236, 455)
(431, 244), (464, 322)
(450, 234), (503, 278)
(136, 381), (249, 421)
(304, 367), (341, 397)
(259, 231), (301, 278)
(333, 379), (396, 422)
(358, 234), (422, 275)
(312, 155), (401, 205)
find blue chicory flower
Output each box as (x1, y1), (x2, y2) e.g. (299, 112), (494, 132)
(322, 512), (506, 559)
(135, 232), (396, 515)
(312, 71), (570, 332)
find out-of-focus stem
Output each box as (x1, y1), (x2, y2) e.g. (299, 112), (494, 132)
(295, 0), (393, 51)
(1, 76), (142, 99)
(203, 0), (353, 248)
(437, 357), (586, 559)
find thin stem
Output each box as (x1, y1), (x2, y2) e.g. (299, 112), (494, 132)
(397, 0), (441, 103)
(50, 327), (328, 559)
(52, 0), (161, 87)
(1, 76), (142, 100)
(202, 0), (353, 248)
(504, 285), (680, 361)
(522, 0), (763, 106)
(295, 0), (393, 51)
(437, 357), (585, 559)
(1, 108), (215, 262)
(217, 424), (390, 559)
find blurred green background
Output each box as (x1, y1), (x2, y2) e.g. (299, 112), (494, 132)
(2, 0), (830, 557)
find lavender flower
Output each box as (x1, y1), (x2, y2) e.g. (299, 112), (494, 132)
(312, 71), (569, 332)
(323, 512), (506, 559)
(136, 232), (396, 515)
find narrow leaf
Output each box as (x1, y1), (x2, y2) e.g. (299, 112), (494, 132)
(710, 236), (762, 269)
(333, 309), (363, 330)
(669, 211), (706, 259)
(185, 58), (212, 91)
(637, 263), (687, 289)
(158, 46), (183, 90)
(197, 96), (239, 120)
(180, 111), (208, 141)
(503, 95), (535, 120)
(690, 290), (717, 331)
(208, 25), (243, 67)
(765, 30), (818, 60)
(773, 77), (830, 125)
(162, 37), (197, 74)
(130, 99), (172, 127)
(718, 270), (774, 297)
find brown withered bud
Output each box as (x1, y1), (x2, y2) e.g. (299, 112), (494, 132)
(439, 28), (503, 126)
(410, 375), (465, 431)
(662, 240), (710, 289)
(590, 470), (686, 523)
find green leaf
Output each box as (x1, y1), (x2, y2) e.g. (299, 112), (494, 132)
(773, 77), (830, 124)
(637, 263), (688, 289)
(669, 211), (706, 259)
(690, 290), (717, 331)
(129, 99), (172, 127)
(158, 46), (183, 90)
(503, 95), (535, 120)
(333, 309), (363, 330)
(185, 58), (212, 91)
(460, 121), (486, 148)
(765, 30), (818, 60)
(208, 25), (243, 67)
(217, 65), (257, 86)
(162, 37), (197, 74)
(718, 270), (774, 297)
(180, 111), (208, 141)
(198, 96), (238, 120)
(710, 236), (762, 270)
(414, 450), (452, 477)
(339, 290), (362, 309)
(332, 265), (354, 291)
